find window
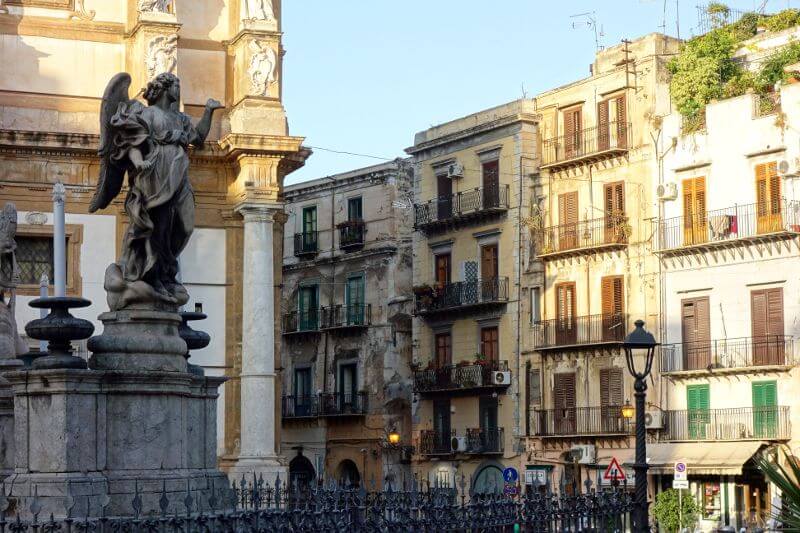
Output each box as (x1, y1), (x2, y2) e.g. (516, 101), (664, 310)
(338, 362), (358, 405)
(687, 384), (710, 440)
(297, 285), (319, 330)
(433, 399), (451, 452)
(557, 192), (579, 250)
(347, 197), (363, 222)
(530, 287), (541, 324)
(682, 177), (706, 245)
(599, 368), (624, 431)
(480, 326), (499, 365)
(481, 160), (500, 208)
(15, 236), (57, 285)
(294, 367), (313, 415)
(555, 282), (576, 344)
(12, 225), (82, 296)
(528, 368), (541, 407)
(436, 174), (453, 219)
(681, 297), (711, 370)
(755, 161), (782, 233)
(563, 107), (582, 158)
(603, 181), (625, 243)
(601, 276), (624, 341)
(751, 287), (785, 365)
(752, 381), (778, 438)
(553, 373), (577, 434)
(434, 253), (451, 287)
(435, 332), (451, 368)
(300, 206), (318, 252)
(345, 274), (365, 325)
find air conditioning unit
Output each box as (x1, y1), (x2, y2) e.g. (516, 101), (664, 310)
(570, 444), (596, 465)
(492, 371), (511, 386)
(778, 159), (798, 177)
(447, 162), (464, 179)
(644, 410), (663, 429)
(451, 436), (468, 453)
(656, 182), (678, 201)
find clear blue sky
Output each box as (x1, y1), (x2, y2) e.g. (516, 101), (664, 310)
(281, 0), (789, 184)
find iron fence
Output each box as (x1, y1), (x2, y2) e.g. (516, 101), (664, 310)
(413, 360), (509, 394)
(339, 219), (366, 249)
(293, 231), (318, 257)
(660, 335), (795, 373)
(535, 215), (629, 256)
(414, 185), (510, 228)
(654, 201), (800, 251)
(414, 277), (509, 315)
(531, 406), (633, 437)
(533, 313), (627, 349)
(662, 406), (791, 441)
(282, 309), (322, 333)
(0, 472), (634, 531)
(541, 122), (630, 167)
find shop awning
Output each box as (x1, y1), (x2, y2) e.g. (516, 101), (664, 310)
(644, 441), (767, 476)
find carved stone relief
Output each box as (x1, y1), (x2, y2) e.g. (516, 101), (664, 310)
(242, 0), (273, 21)
(146, 34), (178, 81)
(138, 0), (173, 13)
(247, 41), (277, 96)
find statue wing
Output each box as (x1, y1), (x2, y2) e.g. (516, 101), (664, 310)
(90, 72), (133, 213)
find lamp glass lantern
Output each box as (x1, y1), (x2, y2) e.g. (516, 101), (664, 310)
(387, 431), (401, 446)
(622, 319), (659, 380)
(621, 401), (634, 419)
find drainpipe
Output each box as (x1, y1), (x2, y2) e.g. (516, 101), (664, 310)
(322, 176), (337, 397)
(517, 153), (537, 446)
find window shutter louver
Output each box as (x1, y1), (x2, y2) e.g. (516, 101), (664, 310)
(615, 95), (627, 149)
(756, 161), (782, 232)
(682, 177), (706, 245)
(598, 100), (610, 151)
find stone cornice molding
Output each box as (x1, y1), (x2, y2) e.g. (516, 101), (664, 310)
(219, 133), (307, 157)
(234, 202), (284, 223)
(0, 13), (125, 43)
(226, 28), (283, 49)
(127, 18), (182, 39)
(405, 112), (540, 155)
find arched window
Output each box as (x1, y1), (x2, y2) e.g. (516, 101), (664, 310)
(335, 459), (361, 487)
(289, 454), (316, 491)
(472, 465), (504, 495)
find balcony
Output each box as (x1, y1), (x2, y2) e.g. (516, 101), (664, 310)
(533, 313), (627, 351)
(535, 215), (629, 260)
(541, 121), (631, 171)
(319, 391), (368, 418)
(338, 220), (365, 251)
(531, 406), (633, 438)
(321, 304), (372, 332)
(662, 406), (790, 441)
(282, 309), (322, 335)
(654, 201), (800, 255)
(294, 231), (318, 258)
(661, 336), (796, 375)
(413, 360), (510, 397)
(414, 277), (509, 319)
(418, 428), (504, 456)
(414, 185), (510, 233)
(281, 395), (319, 419)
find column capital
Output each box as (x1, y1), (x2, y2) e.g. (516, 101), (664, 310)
(234, 202), (283, 223)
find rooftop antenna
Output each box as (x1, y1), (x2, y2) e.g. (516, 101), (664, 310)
(757, 0), (769, 14)
(570, 12), (604, 51)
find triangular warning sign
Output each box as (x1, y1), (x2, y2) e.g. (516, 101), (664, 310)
(603, 457), (626, 481)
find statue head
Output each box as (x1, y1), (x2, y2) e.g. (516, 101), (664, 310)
(143, 72), (180, 106)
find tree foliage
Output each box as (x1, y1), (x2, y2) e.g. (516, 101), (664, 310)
(652, 488), (700, 532)
(755, 447), (800, 530)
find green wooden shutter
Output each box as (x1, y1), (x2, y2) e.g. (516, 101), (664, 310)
(687, 384), (710, 439)
(346, 275), (365, 325)
(752, 381), (777, 438)
(348, 197), (362, 221)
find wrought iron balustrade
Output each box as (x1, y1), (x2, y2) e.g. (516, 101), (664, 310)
(535, 214), (629, 258)
(322, 303), (372, 330)
(541, 121), (631, 168)
(531, 406), (633, 437)
(282, 309), (322, 334)
(654, 201), (800, 252)
(419, 428), (505, 455)
(414, 277), (509, 316)
(338, 219), (365, 250)
(661, 336), (795, 373)
(533, 313), (627, 350)
(293, 231), (318, 257)
(282, 394), (319, 419)
(418, 429), (454, 456)
(662, 406), (790, 441)
(414, 185), (509, 230)
(465, 427), (504, 454)
(319, 391), (368, 417)
(413, 360), (509, 394)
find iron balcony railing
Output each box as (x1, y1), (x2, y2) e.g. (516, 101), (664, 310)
(319, 391), (368, 417)
(654, 201), (800, 252)
(294, 231), (318, 257)
(338, 219), (365, 249)
(282, 309), (322, 334)
(414, 185), (510, 229)
(413, 360), (510, 395)
(533, 313), (627, 350)
(418, 428), (505, 455)
(414, 277), (509, 315)
(661, 336), (795, 373)
(531, 406), (633, 437)
(282, 395), (319, 419)
(662, 406), (790, 441)
(536, 214), (629, 257)
(321, 303), (372, 329)
(541, 121), (631, 168)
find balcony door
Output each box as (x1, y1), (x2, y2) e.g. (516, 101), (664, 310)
(564, 107), (582, 159)
(437, 174), (453, 220)
(480, 243), (498, 301)
(479, 396), (499, 452)
(482, 160), (500, 209)
(687, 384), (710, 440)
(434, 332), (452, 389)
(603, 182), (625, 243)
(682, 177), (707, 246)
(555, 282), (577, 345)
(433, 399), (451, 453)
(345, 274), (365, 325)
(480, 326), (499, 367)
(681, 297), (710, 370)
(338, 362), (358, 412)
(434, 252), (452, 307)
(302, 206), (317, 250)
(752, 381), (778, 438)
(751, 288), (784, 366)
(348, 196), (362, 222)
(558, 192), (579, 250)
(601, 276), (624, 342)
(755, 162), (782, 234)
(294, 367), (312, 416)
(600, 368), (624, 433)
(553, 373), (576, 435)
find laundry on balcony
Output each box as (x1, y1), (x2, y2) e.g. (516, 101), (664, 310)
(708, 214), (737, 240)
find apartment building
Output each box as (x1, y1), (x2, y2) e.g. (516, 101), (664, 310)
(651, 26), (800, 531)
(406, 101), (538, 491)
(279, 161), (414, 489)
(521, 34), (680, 491)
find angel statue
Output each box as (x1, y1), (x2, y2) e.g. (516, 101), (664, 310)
(243, 0), (274, 21)
(89, 72), (223, 311)
(0, 203), (26, 358)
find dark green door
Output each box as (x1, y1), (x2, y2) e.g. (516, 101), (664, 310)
(298, 285), (318, 330)
(348, 197), (362, 221)
(294, 367), (312, 415)
(302, 206), (317, 251)
(687, 384), (710, 440)
(752, 381), (777, 438)
(346, 274), (365, 325)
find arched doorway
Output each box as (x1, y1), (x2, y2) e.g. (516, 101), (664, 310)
(472, 464), (504, 495)
(289, 454), (316, 491)
(336, 459), (361, 487)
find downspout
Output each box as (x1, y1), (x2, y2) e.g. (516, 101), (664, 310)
(516, 154), (535, 447)
(322, 176), (336, 397)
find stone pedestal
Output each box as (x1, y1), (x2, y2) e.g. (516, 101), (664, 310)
(4, 368), (229, 518)
(0, 359), (22, 479)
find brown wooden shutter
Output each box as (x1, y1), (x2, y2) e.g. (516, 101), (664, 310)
(615, 95), (627, 149)
(752, 287), (785, 364)
(600, 368), (623, 406)
(681, 297), (710, 370)
(554, 373), (576, 409)
(558, 192), (579, 250)
(480, 327), (499, 365)
(564, 108), (582, 157)
(597, 100), (610, 151)
(556, 283), (576, 322)
(601, 276), (624, 341)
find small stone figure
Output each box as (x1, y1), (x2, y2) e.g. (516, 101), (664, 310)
(243, 0), (274, 21)
(248, 41), (277, 96)
(138, 0), (172, 13)
(89, 72), (223, 311)
(0, 204), (27, 358)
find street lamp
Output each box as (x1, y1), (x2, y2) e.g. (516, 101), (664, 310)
(621, 400), (634, 420)
(623, 319), (659, 533)
(387, 431), (401, 446)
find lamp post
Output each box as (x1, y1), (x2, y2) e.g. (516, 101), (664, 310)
(622, 319), (659, 532)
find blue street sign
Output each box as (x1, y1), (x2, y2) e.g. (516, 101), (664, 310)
(503, 467), (519, 483)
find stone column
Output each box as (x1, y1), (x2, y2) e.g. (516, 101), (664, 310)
(230, 203), (285, 480)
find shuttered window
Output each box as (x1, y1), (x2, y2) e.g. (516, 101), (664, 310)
(615, 95), (627, 149)
(601, 276), (624, 342)
(528, 368), (541, 407)
(681, 297), (711, 371)
(434, 253), (451, 286)
(564, 107), (582, 157)
(604, 182), (625, 243)
(599, 368), (623, 407)
(682, 177), (707, 245)
(751, 288), (785, 365)
(482, 160), (500, 208)
(435, 332), (452, 368)
(752, 381), (778, 438)
(755, 162), (782, 233)
(480, 326), (499, 365)
(558, 191), (579, 250)
(597, 100), (610, 151)
(553, 373), (577, 434)
(687, 384), (710, 439)
(555, 282), (576, 322)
